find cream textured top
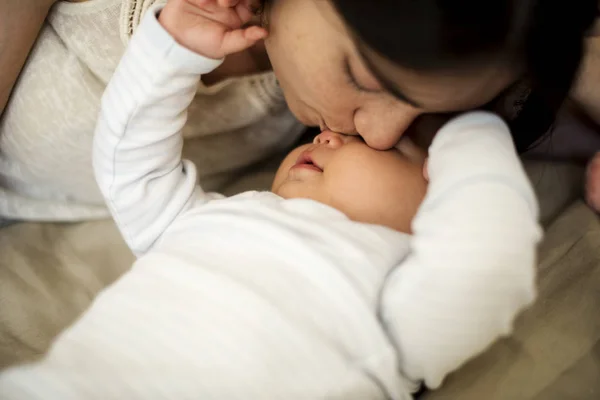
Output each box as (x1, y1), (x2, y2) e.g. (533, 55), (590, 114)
(0, 0), (304, 221)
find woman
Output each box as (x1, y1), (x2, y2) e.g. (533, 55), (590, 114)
(0, 0), (598, 223)
(0, 2), (543, 397)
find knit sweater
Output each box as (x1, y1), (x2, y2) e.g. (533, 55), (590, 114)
(0, 0), (304, 221)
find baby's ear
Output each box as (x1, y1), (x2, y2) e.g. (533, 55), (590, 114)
(423, 158), (429, 182)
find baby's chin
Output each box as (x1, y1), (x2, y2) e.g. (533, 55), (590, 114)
(271, 179), (417, 233)
(270, 179), (304, 200)
(271, 180), (285, 196)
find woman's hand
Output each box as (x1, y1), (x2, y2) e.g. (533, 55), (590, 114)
(586, 153), (600, 211)
(159, 0), (267, 59)
(572, 36), (600, 212)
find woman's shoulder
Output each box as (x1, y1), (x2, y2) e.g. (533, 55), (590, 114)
(49, 0), (156, 45)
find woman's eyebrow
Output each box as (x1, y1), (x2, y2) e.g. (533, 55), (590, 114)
(358, 48), (423, 109)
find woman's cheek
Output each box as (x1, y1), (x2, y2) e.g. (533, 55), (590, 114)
(405, 114), (453, 150)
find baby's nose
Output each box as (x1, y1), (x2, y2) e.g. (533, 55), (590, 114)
(313, 130), (345, 149)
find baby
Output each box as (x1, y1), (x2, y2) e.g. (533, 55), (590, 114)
(0, 2), (542, 399)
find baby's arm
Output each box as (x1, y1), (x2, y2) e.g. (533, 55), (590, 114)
(380, 112), (543, 390)
(94, 1), (265, 256)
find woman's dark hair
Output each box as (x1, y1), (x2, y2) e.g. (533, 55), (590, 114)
(331, 0), (597, 152)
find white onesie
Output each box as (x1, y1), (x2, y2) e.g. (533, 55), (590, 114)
(0, 8), (542, 400)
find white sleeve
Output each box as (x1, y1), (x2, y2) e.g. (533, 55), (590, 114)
(380, 112), (543, 390)
(93, 5), (223, 257)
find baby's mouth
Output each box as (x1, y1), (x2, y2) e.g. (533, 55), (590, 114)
(293, 150), (323, 172)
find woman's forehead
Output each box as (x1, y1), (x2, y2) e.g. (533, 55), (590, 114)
(359, 43), (522, 112)
(314, 0), (354, 36)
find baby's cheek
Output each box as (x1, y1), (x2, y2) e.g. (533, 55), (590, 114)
(320, 166), (365, 213)
(272, 166), (288, 193)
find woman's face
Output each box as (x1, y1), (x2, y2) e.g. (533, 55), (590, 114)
(265, 0), (520, 150)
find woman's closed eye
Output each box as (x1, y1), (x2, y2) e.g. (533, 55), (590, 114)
(344, 56), (377, 93)
(344, 55), (424, 110)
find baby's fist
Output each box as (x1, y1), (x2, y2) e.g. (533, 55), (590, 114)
(159, 0), (267, 59)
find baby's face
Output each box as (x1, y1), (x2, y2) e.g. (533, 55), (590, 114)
(272, 131), (428, 233)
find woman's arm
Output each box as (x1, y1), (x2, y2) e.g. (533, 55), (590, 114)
(0, 0), (56, 115)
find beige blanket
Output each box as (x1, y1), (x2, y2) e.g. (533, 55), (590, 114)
(0, 160), (598, 399)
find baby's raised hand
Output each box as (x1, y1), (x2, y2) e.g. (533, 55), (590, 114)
(159, 0), (267, 59)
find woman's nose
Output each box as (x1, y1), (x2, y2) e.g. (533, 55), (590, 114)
(313, 130), (345, 149)
(354, 104), (420, 150)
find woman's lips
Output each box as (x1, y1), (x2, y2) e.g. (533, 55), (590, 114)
(292, 150), (323, 172)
